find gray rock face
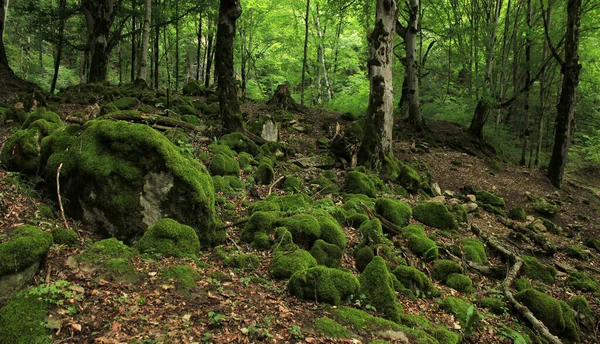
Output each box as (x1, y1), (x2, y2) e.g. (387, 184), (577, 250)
(261, 119), (279, 142)
(0, 262), (39, 307)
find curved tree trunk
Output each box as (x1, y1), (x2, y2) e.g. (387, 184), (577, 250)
(137, 0), (151, 82)
(357, 0), (398, 171)
(0, 0), (10, 68)
(406, 0), (422, 130)
(215, 0), (243, 134)
(83, 0), (117, 83)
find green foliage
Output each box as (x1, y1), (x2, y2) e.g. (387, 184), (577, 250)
(269, 249), (317, 279)
(402, 225), (439, 261)
(210, 153), (240, 176)
(412, 203), (458, 230)
(521, 256), (556, 283)
(135, 218), (200, 258)
(359, 256), (403, 322)
(288, 266), (360, 305)
(314, 317), (353, 338)
(0, 225), (53, 275)
(461, 238), (488, 264)
(445, 273), (474, 294)
(310, 239), (342, 268)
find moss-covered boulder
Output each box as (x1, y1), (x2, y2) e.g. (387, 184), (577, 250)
(269, 249), (317, 279)
(162, 265), (201, 290)
(240, 211), (279, 244)
(289, 266), (360, 305)
(402, 225), (438, 261)
(354, 245), (375, 273)
(345, 170), (384, 198)
(50, 227), (78, 245)
(112, 97), (138, 110)
(359, 257), (403, 322)
(135, 218), (200, 258)
(254, 157), (275, 185)
(0, 289), (50, 343)
(222, 253), (260, 270)
(475, 190), (506, 216)
(532, 197), (558, 217)
(462, 238), (487, 264)
(568, 296), (595, 330)
(311, 240), (343, 268)
(375, 198), (412, 227)
(40, 120), (218, 244)
(315, 211), (347, 249)
(432, 260), (463, 282)
(515, 289), (579, 342)
(220, 132), (260, 156)
(584, 238), (600, 253)
(440, 297), (481, 326)
(445, 273), (474, 293)
(381, 157), (423, 193)
(509, 207), (527, 221)
(209, 153), (240, 176)
(569, 270), (599, 292)
(566, 245), (592, 260)
(522, 255), (556, 283)
(283, 214), (321, 249)
(412, 203), (458, 230)
(478, 297), (506, 315)
(182, 80), (208, 96)
(392, 265), (439, 298)
(315, 317), (353, 338)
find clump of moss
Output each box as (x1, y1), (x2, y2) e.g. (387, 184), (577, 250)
(432, 260), (463, 282)
(315, 317), (353, 338)
(462, 238), (487, 264)
(0, 289), (50, 343)
(209, 153), (240, 176)
(79, 238), (135, 262)
(162, 265), (201, 289)
(515, 289), (579, 342)
(0, 225), (53, 275)
(314, 211), (347, 249)
(451, 204), (468, 225)
(251, 232), (271, 250)
(283, 175), (303, 193)
(240, 211), (278, 243)
(531, 197), (558, 217)
(112, 97), (138, 110)
(475, 190), (506, 216)
(289, 266), (360, 305)
(585, 238), (600, 253)
(311, 240), (342, 268)
(569, 270), (599, 292)
(21, 107), (62, 129)
(254, 157), (275, 185)
(273, 193), (313, 212)
(208, 143), (237, 157)
(440, 297), (481, 325)
(359, 218), (391, 246)
(220, 132), (260, 156)
(354, 245), (374, 273)
(182, 81), (207, 96)
(412, 203), (458, 230)
(359, 256), (403, 322)
(272, 227), (294, 250)
(478, 297), (506, 315)
(566, 245), (592, 260)
(223, 253), (260, 270)
(445, 273), (474, 293)
(568, 296), (595, 329)
(283, 214), (321, 249)
(50, 227), (78, 245)
(135, 218), (200, 258)
(375, 198), (412, 227)
(392, 265), (439, 298)
(509, 207), (527, 221)
(345, 170), (384, 198)
(381, 157), (423, 193)
(522, 255), (556, 283)
(402, 225), (438, 261)
(269, 249), (317, 279)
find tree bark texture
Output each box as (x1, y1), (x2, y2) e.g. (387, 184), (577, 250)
(50, 0), (67, 93)
(357, 0), (398, 171)
(83, 0), (118, 83)
(215, 0), (243, 134)
(548, 0), (582, 188)
(137, 0), (151, 81)
(0, 0), (9, 67)
(204, 30), (214, 88)
(520, 0), (532, 166)
(300, 0), (310, 106)
(406, 0), (421, 129)
(130, 0), (136, 82)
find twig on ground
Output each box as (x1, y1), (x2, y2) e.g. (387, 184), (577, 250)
(268, 176), (286, 196)
(56, 163), (70, 231)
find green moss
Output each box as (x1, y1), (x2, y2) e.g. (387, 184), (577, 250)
(105, 258), (136, 277)
(315, 317), (353, 338)
(162, 128), (189, 145)
(585, 238), (600, 253)
(251, 231), (272, 250)
(269, 249), (317, 279)
(162, 265), (201, 289)
(478, 297), (506, 315)
(445, 273), (473, 293)
(569, 270), (599, 292)
(78, 238), (135, 263)
(509, 207), (527, 221)
(462, 238), (487, 264)
(402, 225), (438, 261)
(272, 227), (294, 250)
(208, 143), (237, 157)
(249, 200), (281, 213)
(440, 297), (481, 325)
(180, 114), (202, 126)
(359, 256), (403, 322)
(22, 108), (62, 128)
(135, 218), (200, 258)
(566, 245), (592, 260)
(284, 214), (321, 249)
(568, 295), (594, 329)
(289, 266), (360, 305)
(220, 132), (260, 156)
(0, 225), (53, 275)
(223, 253), (260, 270)
(532, 197), (558, 217)
(209, 153), (240, 176)
(254, 158), (275, 185)
(182, 81), (207, 96)
(311, 240), (342, 268)
(112, 97), (138, 110)
(315, 211), (347, 249)
(333, 306), (403, 332)
(522, 256), (556, 283)
(346, 213), (369, 228)
(514, 278), (532, 292)
(397, 160), (423, 192)
(515, 289), (579, 341)
(241, 211), (279, 243)
(283, 175), (303, 193)
(475, 190), (506, 216)
(432, 260), (463, 282)
(50, 227), (78, 245)
(345, 170), (384, 198)
(271, 193), (313, 212)
(412, 203), (458, 230)
(354, 245), (374, 273)
(393, 265), (439, 298)
(237, 152), (254, 168)
(359, 218), (391, 246)
(375, 198), (412, 227)
(0, 289), (51, 344)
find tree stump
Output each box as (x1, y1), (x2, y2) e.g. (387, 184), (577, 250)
(267, 82), (302, 111)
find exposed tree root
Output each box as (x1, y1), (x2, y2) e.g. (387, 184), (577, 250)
(359, 202), (400, 235)
(471, 224), (563, 344)
(498, 217), (558, 255)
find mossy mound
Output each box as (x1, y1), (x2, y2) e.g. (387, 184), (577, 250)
(0, 289), (50, 343)
(283, 214), (321, 249)
(209, 153), (240, 176)
(432, 260), (463, 282)
(402, 225), (438, 261)
(532, 197), (558, 217)
(254, 157), (275, 185)
(568, 296), (595, 329)
(375, 198), (412, 227)
(40, 120), (217, 244)
(461, 238), (487, 264)
(478, 297), (506, 315)
(180, 114), (202, 126)
(359, 257), (403, 322)
(412, 203), (458, 230)
(584, 238), (600, 253)
(515, 289), (579, 342)
(315, 317), (353, 338)
(213, 175), (245, 195)
(112, 97), (138, 110)
(50, 227), (78, 245)
(566, 245), (592, 260)
(354, 245), (375, 273)
(392, 265), (439, 298)
(134, 218), (200, 258)
(381, 156), (422, 193)
(283, 175), (303, 193)
(445, 273), (473, 293)
(288, 266), (360, 305)
(240, 211), (279, 245)
(208, 143), (237, 157)
(514, 278), (532, 292)
(269, 249), (317, 279)
(220, 132), (260, 156)
(440, 297), (481, 325)
(222, 253), (260, 270)
(0, 225), (53, 276)
(475, 190), (506, 216)
(78, 238), (135, 263)
(314, 211), (347, 248)
(311, 240), (343, 268)
(182, 81), (208, 96)
(345, 170), (385, 198)
(521, 256), (556, 283)
(568, 270), (599, 292)
(509, 207), (527, 221)
(162, 265), (201, 290)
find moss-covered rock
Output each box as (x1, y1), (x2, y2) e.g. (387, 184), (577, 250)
(440, 297), (481, 326)
(412, 203), (458, 230)
(50, 227), (78, 245)
(515, 289), (579, 342)
(222, 253), (260, 270)
(462, 238), (487, 264)
(282, 175), (303, 193)
(375, 198), (412, 227)
(254, 157), (275, 185)
(240, 211), (279, 243)
(135, 218), (200, 258)
(40, 120), (217, 245)
(475, 190), (506, 216)
(289, 266), (360, 305)
(568, 296), (595, 330)
(566, 245), (592, 260)
(359, 256), (403, 322)
(220, 132), (260, 156)
(0, 225), (53, 276)
(208, 143), (237, 157)
(0, 289), (50, 343)
(402, 225), (438, 261)
(345, 170), (384, 198)
(283, 214), (321, 249)
(272, 227), (294, 250)
(432, 260), (463, 282)
(392, 265), (439, 298)
(478, 297), (506, 315)
(78, 238), (135, 262)
(584, 238), (600, 253)
(445, 273), (473, 293)
(509, 207), (527, 221)
(112, 97), (138, 110)
(522, 255), (556, 283)
(162, 265), (201, 290)
(359, 218), (392, 247)
(514, 278), (532, 292)
(182, 81), (207, 96)
(354, 245), (375, 273)
(569, 270), (599, 292)
(311, 240), (343, 268)
(209, 153), (240, 176)
(532, 197), (558, 217)
(315, 317), (353, 338)
(315, 211), (347, 249)
(269, 249), (317, 279)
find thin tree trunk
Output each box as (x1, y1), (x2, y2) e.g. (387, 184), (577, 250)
(153, 0), (159, 89)
(137, 0), (151, 82)
(535, 3), (552, 169)
(406, 0), (422, 129)
(131, 0), (136, 82)
(196, 12), (202, 81)
(174, 0), (179, 91)
(520, 0), (532, 166)
(0, 0), (10, 68)
(300, 0), (310, 106)
(50, 0), (67, 93)
(204, 30), (214, 88)
(315, 4), (332, 101)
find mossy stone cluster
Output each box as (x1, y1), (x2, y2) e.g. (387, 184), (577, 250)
(412, 202), (458, 230)
(269, 249), (317, 279)
(135, 218), (200, 258)
(478, 297), (506, 315)
(515, 289), (579, 342)
(209, 153), (240, 176)
(461, 238), (487, 264)
(374, 198), (412, 227)
(288, 266), (360, 305)
(509, 207), (527, 221)
(359, 257), (403, 322)
(532, 197), (558, 217)
(445, 273), (474, 293)
(521, 255), (556, 283)
(0, 225), (53, 276)
(240, 211), (279, 247)
(78, 238), (135, 262)
(0, 289), (50, 343)
(585, 238), (600, 253)
(41, 120), (218, 244)
(182, 81), (208, 96)
(432, 260), (472, 293)
(50, 227), (78, 245)
(162, 265), (201, 290)
(345, 170), (385, 198)
(380, 156), (423, 193)
(310, 240), (342, 268)
(402, 225), (438, 261)
(569, 270), (599, 292)
(220, 132), (260, 156)
(568, 296), (595, 329)
(392, 265), (439, 298)
(222, 253), (260, 270)
(253, 157), (275, 185)
(440, 297), (481, 325)
(213, 175), (245, 195)
(475, 190), (506, 216)
(283, 214), (321, 248)
(354, 245), (374, 272)
(566, 245), (592, 260)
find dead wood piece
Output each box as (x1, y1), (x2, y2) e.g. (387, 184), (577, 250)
(439, 247), (496, 277)
(56, 163), (70, 231)
(219, 218), (249, 230)
(498, 217), (557, 255)
(267, 82), (304, 112)
(268, 176), (286, 196)
(359, 202), (400, 235)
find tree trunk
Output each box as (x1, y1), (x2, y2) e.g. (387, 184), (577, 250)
(520, 0), (532, 166)
(357, 0), (398, 171)
(215, 0), (243, 134)
(50, 0), (67, 93)
(300, 0), (310, 106)
(137, 0), (151, 82)
(469, 99), (489, 139)
(548, 0), (582, 188)
(535, 4), (552, 169)
(174, 0), (180, 91)
(315, 4), (332, 101)
(83, 0), (118, 83)
(204, 30), (214, 88)
(196, 12), (202, 81)
(153, 0), (159, 89)
(406, 0), (422, 129)
(0, 0), (9, 68)
(130, 0), (136, 82)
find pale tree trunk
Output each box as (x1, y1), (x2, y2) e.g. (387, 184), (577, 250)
(137, 0), (151, 82)
(519, 0), (532, 166)
(215, 0), (243, 133)
(130, 0), (136, 82)
(315, 4), (333, 101)
(547, 0), (582, 188)
(357, 0), (398, 171)
(83, 0), (118, 83)
(535, 4), (552, 169)
(51, 0), (68, 93)
(300, 0), (310, 106)
(406, 0), (422, 129)
(204, 29), (214, 88)
(174, 0), (179, 91)
(0, 0), (9, 68)
(196, 12), (202, 81)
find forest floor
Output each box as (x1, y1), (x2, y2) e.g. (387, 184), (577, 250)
(1, 88), (599, 344)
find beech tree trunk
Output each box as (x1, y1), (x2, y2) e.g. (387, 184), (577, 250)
(0, 0), (10, 68)
(50, 0), (67, 93)
(406, 0), (422, 129)
(215, 0), (243, 134)
(519, 0), (532, 166)
(130, 0), (136, 82)
(315, 4), (332, 101)
(204, 30), (214, 88)
(83, 0), (118, 83)
(300, 0), (310, 106)
(548, 0), (582, 188)
(137, 0), (151, 82)
(357, 0), (398, 171)
(196, 12), (202, 81)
